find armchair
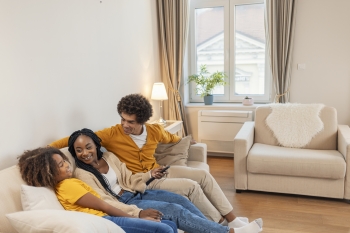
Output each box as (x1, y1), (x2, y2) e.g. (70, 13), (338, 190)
(233, 105), (350, 201)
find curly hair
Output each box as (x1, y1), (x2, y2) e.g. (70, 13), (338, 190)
(68, 128), (120, 199)
(117, 93), (153, 124)
(17, 147), (69, 189)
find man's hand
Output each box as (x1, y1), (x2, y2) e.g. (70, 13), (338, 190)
(139, 209), (163, 222)
(151, 166), (168, 179)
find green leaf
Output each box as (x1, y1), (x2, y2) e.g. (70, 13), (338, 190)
(187, 65), (227, 97)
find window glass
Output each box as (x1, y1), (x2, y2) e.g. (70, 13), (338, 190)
(234, 3), (265, 95)
(195, 7), (225, 95)
(189, 0), (269, 103)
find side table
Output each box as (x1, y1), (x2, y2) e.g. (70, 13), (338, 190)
(151, 120), (183, 135)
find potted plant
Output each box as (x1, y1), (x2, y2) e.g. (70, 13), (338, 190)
(188, 64), (227, 105)
(242, 96), (254, 106)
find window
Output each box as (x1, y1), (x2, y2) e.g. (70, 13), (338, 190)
(189, 0), (270, 103)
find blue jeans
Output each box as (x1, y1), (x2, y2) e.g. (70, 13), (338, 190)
(118, 190), (230, 233)
(102, 216), (176, 233)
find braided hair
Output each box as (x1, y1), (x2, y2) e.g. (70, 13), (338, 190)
(68, 128), (120, 199)
(18, 147), (69, 189)
(117, 93), (153, 124)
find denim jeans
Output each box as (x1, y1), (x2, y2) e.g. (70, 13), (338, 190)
(102, 216), (177, 233)
(118, 190), (230, 233)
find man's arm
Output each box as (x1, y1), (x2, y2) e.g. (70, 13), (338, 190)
(156, 124), (181, 144)
(49, 126), (113, 149)
(49, 136), (69, 148)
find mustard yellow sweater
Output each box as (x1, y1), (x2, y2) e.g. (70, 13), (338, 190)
(50, 123), (181, 173)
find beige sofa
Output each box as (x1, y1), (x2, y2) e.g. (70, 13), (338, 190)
(0, 143), (208, 233)
(233, 105), (350, 201)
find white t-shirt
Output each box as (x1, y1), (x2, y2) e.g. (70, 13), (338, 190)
(129, 125), (148, 149)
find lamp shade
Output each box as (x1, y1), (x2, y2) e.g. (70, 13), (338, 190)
(151, 82), (168, 100)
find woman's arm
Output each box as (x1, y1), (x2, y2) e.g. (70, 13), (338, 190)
(107, 153), (150, 193)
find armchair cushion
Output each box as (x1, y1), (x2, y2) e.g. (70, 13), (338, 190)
(255, 106), (338, 150)
(247, 143), (346, 179)
(265, 103), (324, 148)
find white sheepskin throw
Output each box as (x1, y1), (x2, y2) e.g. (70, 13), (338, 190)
(265, 103), (324, 148)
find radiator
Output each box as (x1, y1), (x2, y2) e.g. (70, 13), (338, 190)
(198, 110), (253, 156)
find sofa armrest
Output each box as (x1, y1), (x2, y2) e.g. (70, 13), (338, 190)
(233, 121), (255, 190)
(188, 143), (207, 164)
(338, 125), (350, 199)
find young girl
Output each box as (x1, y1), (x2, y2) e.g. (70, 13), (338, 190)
(65, 128), (263, 233)
(18, 147), (177, 233)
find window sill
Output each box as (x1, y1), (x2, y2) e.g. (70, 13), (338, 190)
(185, 102), (269, 109)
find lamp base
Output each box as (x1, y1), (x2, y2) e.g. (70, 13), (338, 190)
(156, 118), (167, 125)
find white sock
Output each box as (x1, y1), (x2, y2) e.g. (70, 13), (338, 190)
(238, 217), (249, 223)
(228, 217), (249, 228)
(220, 219), (228, 226)
(233, 219), (263, 233)
(222, 217), (249, 226)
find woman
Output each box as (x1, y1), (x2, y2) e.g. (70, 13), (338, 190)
(67, 128), (263, 233)
(18, 147), (177, 233)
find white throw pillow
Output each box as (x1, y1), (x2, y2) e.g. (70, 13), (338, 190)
(20, 184), (64, 210)
(6, 210), (125, 233)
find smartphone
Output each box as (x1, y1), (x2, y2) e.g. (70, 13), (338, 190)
(145, 166), (170, 185)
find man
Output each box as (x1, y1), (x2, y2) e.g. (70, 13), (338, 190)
(50, 93), (252, 228)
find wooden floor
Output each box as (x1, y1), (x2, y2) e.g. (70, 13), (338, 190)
(208, 156), (350, 233)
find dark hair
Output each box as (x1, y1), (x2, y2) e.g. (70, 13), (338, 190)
(117, 93), (153, 124)
(68, 128), (119, 199)
(18, 147), (69, 189)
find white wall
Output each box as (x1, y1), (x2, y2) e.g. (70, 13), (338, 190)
(0, 0), (161, 170)
(290, 0), (350, 125)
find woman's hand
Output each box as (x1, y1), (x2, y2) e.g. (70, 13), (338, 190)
(139, 209), (163, 222)
(150, 166), (168, 179)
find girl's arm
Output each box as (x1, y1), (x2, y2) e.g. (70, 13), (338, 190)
(76, 192), (134, 218)
(74, 168), (143, 217)
(75, 192), (161, 222)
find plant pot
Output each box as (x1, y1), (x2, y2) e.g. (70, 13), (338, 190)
(242, 98), (254, 106)
(204, 95), (213, 105)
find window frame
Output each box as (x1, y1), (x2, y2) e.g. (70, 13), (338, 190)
(188, 0), (271, 103)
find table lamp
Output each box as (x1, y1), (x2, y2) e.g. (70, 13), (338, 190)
(151, 82), (168, 124)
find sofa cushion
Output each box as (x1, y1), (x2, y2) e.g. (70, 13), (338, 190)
(21, 184), (64, 211)
(247, 143), (346, 179)
(154, 135), (192, 166)
(6, 209), (125, 233)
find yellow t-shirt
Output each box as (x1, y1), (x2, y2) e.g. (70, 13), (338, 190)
(55, 178), (106, 217)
